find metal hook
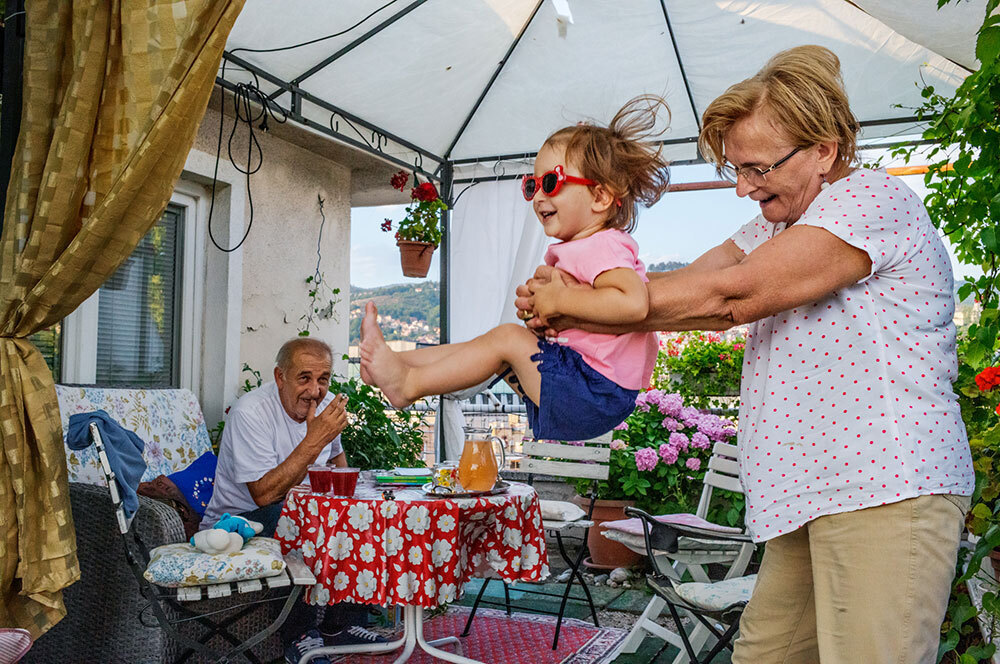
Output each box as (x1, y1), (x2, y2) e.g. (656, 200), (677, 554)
(492, 161), (507, 181)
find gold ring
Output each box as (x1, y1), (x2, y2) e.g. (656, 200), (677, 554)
(517, 310), (535, 321)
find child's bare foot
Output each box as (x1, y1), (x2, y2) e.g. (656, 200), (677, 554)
(359, 302), (414, 408)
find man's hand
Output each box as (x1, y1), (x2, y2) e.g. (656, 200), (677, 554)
(305, 393), (348, 447)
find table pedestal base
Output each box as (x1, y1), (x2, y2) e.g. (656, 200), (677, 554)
(298, 605), (486, 664)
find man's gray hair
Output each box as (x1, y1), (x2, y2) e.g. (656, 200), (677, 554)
(275, 337), (333, 373)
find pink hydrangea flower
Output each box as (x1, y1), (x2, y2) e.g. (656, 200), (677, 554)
(668, 432), (690, 450)
(634, 447), (658, 471)
(691, 432), (711, 449)
(661, 417), (681, 431)
(685, 457), (701, 471)
(610, 439), (627, 451)
(658, 443), (679, 465)
(614, 420), (629, 431)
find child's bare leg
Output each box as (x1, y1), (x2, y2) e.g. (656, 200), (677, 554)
(361, 305), (541, 408)
(397, 344), (466, 368)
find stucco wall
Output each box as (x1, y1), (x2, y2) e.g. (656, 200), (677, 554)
(192, 108), (352, 384)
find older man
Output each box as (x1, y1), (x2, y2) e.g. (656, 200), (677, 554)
(203, 337), (383, 664)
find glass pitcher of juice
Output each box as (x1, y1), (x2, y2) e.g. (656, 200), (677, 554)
(458, 428), (506, 492)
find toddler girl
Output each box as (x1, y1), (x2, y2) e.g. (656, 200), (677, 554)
(360, 95), (671, 441)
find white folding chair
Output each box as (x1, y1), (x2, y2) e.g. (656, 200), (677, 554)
(608, 441), (754, 661)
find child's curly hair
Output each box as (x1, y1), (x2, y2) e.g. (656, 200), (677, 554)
(544, 95), (671, 233)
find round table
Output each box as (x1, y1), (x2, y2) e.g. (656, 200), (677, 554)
(275, 480), (549, 663)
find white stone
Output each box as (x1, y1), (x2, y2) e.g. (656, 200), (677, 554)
(609, 567), (630, 583)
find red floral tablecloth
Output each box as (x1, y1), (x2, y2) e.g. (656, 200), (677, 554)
(275, 481), (549, 608)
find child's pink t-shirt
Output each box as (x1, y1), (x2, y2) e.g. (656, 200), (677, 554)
(543, 229), (658, 390)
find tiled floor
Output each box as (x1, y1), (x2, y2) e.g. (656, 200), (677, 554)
(457, 578), (732, 663)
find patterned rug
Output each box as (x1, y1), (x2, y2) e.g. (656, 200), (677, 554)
(331, 607), (627, 664)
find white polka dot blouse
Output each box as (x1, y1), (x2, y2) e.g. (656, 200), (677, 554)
(729, 169), (974, 542)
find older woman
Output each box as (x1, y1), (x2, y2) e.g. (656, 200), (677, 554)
(517, 45), (974, 663)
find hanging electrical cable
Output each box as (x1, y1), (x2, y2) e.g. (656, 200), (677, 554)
(206, 0), (403, 252)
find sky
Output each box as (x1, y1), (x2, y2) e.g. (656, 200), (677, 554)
(350, 161), (979, 290)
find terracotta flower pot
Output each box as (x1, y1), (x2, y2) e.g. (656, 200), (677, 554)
(989, 549), (1000, 581)
(572, 495), (643, 570)
(397, 240), (435, 278)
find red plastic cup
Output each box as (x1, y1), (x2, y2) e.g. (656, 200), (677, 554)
(308, 465), (334, 494)
(330, 467), (360, 496)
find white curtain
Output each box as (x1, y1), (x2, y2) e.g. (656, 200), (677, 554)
(436, 179), (549, 460)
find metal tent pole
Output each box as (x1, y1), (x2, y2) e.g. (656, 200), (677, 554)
(436, 161), (454, 461)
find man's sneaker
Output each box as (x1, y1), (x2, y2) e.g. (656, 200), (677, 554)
(283, 629), (331, 664)
(323, 625), (389, 647)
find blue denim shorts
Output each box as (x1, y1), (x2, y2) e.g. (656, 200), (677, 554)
(523, 340), (638, 441)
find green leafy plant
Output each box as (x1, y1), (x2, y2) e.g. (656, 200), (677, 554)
(382, 170), (447, 247)
(652, 332), (745, 409)
(330, 370), (427, 471)
(569, 389), (744, 526)
(895, 1), (1000, 660)
(299, 272), (341, 337)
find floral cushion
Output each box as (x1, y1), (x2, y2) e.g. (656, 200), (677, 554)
(143, 537), (286, 588)
(602, 513), (743, 536)
(56, 385), (212, 484)
(674, 574), (757, 611)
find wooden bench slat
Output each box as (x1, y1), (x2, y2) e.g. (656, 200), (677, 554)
(207, 583), (232, 599)
(523, 441), (611, 462)
(266, 571), (291, 589)
(543, 519), (594, 531)
(237, 579), (263, 594)
(708, 455), (740, 476)
(283, 551), (316, 586)
(704, 470), (743, 493)
(522, 458), (608, 480)
(177, 587), (202, 602)
(711, 441), (738, 458)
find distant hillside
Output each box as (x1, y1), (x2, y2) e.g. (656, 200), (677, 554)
(350, 282), (440, 344)
(647, 260), (689, 272)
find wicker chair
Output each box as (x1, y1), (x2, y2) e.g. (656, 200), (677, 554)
(27, 386), (300, 663)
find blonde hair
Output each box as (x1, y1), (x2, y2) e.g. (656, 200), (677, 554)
(698, 45), (859, 176)
(543, 95), (671, 233)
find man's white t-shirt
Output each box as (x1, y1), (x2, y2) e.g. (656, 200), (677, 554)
(202, 381), (343, 527)
(730, 169), (973, 542)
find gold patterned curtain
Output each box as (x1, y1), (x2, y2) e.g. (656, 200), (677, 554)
(0, 0), (244, 637)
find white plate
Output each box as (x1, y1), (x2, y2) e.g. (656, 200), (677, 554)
(393, 467), (432, 477)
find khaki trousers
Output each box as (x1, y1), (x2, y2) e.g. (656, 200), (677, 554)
(731, 494), (969, 664)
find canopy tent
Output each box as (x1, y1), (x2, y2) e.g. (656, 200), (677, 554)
(221, 0), (983, 184)
(220, 0), (987, 457)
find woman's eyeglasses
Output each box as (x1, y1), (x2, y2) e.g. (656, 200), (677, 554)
(721, 147), (801, 186)
(521, 165), (596, 201)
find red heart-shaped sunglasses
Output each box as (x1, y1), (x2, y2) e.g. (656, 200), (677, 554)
(521, 165), (597, 201)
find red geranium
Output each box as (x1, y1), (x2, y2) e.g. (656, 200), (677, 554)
(383, 172), (446, 246)
(412, 182), (439, 202)
(974, 366), (1000, 392)
(390, 170), (409, 192)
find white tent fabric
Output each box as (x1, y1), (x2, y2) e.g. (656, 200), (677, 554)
(221, 0), (986, 454)
(434, 180), (550, 460)
(223, 0), (984, 178)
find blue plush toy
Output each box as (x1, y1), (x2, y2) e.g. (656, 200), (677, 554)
(190, 512), (264, 554)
